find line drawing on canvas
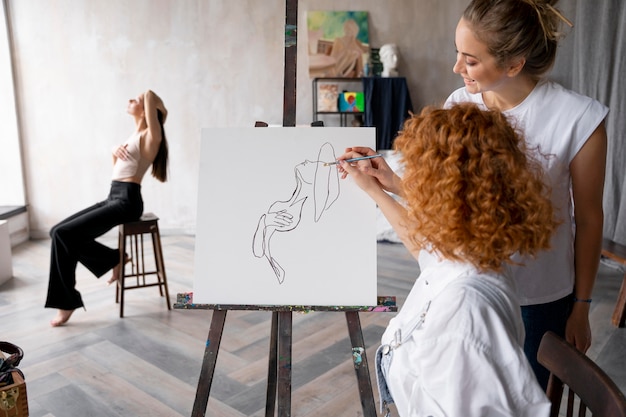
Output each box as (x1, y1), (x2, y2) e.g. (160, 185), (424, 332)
(252, 142), (340, 284)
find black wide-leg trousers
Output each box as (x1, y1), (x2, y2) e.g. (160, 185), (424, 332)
(45, 181), (143, 310)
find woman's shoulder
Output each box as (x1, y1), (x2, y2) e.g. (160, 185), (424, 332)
(534, 80), (608, 114)
(428, 273), (522, 335)
(435, 273), (515, 311)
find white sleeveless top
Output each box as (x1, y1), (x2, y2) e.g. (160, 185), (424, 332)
(111, 132), (152, 182)
(446, 80), (609, 304)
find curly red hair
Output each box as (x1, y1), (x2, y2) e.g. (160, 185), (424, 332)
(394, 103), (558, 272)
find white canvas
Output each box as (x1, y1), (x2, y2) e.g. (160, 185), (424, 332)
(193, 127), (377, 306)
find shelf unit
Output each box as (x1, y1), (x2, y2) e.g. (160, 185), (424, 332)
(312, 77), (364, 127)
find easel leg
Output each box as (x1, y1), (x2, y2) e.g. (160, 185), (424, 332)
(191, 309), (227, 417)
(265, 312), (279, 416)
(277, 311), (293, 416)
(265, 311), (293, 416)
(345, 311), (377, 416)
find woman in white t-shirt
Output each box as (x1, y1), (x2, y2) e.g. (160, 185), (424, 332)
(339, 103), (555, 416)
(447, 0), (608, 389)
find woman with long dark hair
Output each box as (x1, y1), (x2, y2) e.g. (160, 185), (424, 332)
(46, 89), (169, 327)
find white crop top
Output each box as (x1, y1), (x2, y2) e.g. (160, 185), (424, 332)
(111, 132), (152, 181)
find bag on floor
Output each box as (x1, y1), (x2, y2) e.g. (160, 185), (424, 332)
(0, 342), (24, 387)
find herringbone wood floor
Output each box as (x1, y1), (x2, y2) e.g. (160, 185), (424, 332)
(1, 235), (625, 416)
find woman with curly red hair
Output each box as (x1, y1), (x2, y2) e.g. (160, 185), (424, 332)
(339, 103), (555, 416)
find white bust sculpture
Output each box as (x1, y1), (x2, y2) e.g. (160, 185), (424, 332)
(380, 43), (399, 77)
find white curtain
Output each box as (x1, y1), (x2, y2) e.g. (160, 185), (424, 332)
(551, 0), (626, 244)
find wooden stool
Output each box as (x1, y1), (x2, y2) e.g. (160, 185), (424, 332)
(116, 212), (171, 318)
(601, 238), (626, 327)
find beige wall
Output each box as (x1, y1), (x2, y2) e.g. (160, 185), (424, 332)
(6, 0), (468, 237)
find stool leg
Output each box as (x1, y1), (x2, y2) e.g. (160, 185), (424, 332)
(150, 228), (163, 297)
(118, 229), (127, 318)
(116, 229), (122, 304)
(137, 234), (144, 288)
(151, 224), (171, 310)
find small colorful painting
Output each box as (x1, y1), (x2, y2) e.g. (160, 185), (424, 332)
(307, 11), (370, 78)
(338, 92), (364, 112)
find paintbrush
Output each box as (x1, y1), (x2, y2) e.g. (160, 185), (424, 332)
(323, 153), (383, 166)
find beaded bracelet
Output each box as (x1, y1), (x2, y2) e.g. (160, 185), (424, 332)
(573, 297), (592, 303)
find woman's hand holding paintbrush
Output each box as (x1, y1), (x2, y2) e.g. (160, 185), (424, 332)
(336, 147), (404, 197)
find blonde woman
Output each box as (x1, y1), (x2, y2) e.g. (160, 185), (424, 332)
(446, 0), (608, 388)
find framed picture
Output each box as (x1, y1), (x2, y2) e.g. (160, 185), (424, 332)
(338, 92), (364, 112)
(307, 11), (370, 78)
(317, 83), (339, 112)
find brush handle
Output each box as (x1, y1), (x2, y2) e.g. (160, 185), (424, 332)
(325, 153), (383, 166)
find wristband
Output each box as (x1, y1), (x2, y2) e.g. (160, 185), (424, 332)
(573, 297), (592, 303)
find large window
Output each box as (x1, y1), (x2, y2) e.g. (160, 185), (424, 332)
(0, 0), (25, 209)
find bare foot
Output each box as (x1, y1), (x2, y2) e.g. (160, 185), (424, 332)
(107, 254), (130, 286)
(50, 309), (74, 327)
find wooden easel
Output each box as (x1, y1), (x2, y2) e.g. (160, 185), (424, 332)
(174, 296), (397, 416)
(178, 1), (396, 415)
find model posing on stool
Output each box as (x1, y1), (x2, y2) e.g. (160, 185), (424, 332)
(45, 89), (169, 327)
